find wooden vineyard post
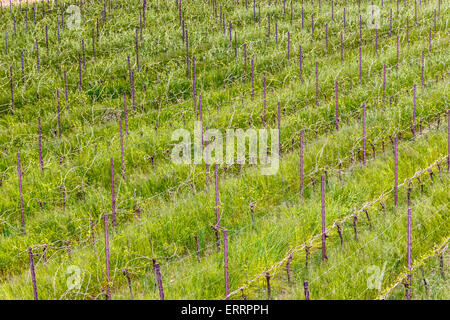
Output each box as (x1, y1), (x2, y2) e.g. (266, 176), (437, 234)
(394, 136), (398, 207)
(224, 230), (229, 299)
(300, 130), (304, 201)
(439, 254), (445, 279)
(299, 44), (303, 82)
(359, 44), (362, 84)
(21, 51), (25, 86)
(214, 164), (221, 251)
(205, 126), (209, 185)
(10, 66), (13, 113)
(265, 272), (271, 300)
(17, 152), (25, 233)
(122, 269), (133, 300)
(28, 247), (38, 300)
(447, 109), (449, 173)
(321, 175), (327, 261)
(119, 120), (125, 179)
(304, 280), (310, 300)
(57, 89), (61, 138)
(278, 101), (281, 156)
(244, 43), (247, 81)
(193, 56), (197, 118)
(421, 51), (424, 89)
(64, 70), (69, 110)
(124, 92), (128, 136)
(335, 81), (339, 131)
(406, 208), (412, 300)
(251, 59), (254, 100)
(110, 158), (116, 230)
(78, 54), (82, 89)
(263, 76), (267, 126)
(315, 62), (319, 106)
(42, 244), (48, 265)
(104, 214), (111, 300)
(362, 103), (366, 165)
(194, 235), (200, 262)
(336, 222), (344, 248)
(286, 254), (293, 283)
(383, 64), (386, 107)
(155, 263), (165, 300)
(38, 117), (43, 172)
(413, 84), (417, 138)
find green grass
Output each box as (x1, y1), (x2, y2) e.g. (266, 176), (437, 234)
(0, 0), (448, 299)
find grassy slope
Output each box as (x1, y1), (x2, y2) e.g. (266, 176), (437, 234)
(0, 0), (448, 299)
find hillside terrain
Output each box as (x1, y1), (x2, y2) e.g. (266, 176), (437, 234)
(0, 0), (448, 300)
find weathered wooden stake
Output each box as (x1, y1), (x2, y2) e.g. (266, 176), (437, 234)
(394, 136), (398, 207)
(304, 280), (310, 300)
(28, 247), (38, 300)
(299, 44), (303, 82)
(78, 54), (82, 89)
(353, 214), (358, 241)
(251, 59), (255, 100)
(186, 30), (189, 77)
(194, 235), (200, 262)
(215, 164), (221, 250)
(36, 39), (39, 71)
(135, 28), (140, 72)
(224, 230), (229, 299)
(17, 153), (25, 232)
(57, 90), (61, 138)
(122, 269), (133, 299)
(131, 72), (135, 112)
(110, 158), (116, 230)
(382, 64), (386, 107)
(155, 263), (165, 300)
(413, 84), (417, 138)
(124, 92), (128, 136)
(64, 71), (69, 110)
(406, 208), (412, 300)
(265, 271), (271, 300)
(439, 254), (445, 279)
(21, 51), (25, 86)
(362, 104), (367, 164)
(286, 254), (293, 283)
(263, 76), (267, 126)
(359, 45), (362, 84)
(336, 222), (344, 248)
(421, 268), (430, 296)
(447, 109), (449, 173)
(321, 175), (327, 261)
(364, 209), (372, 231)
(193, 56), (197, 118)
(300, 130), (304, 201)
(104, 214), (111, 300)
(421, 51), (425, 89)
(278, 101), (281, 156)
(38, 117), (43, 172)
(335, 81), (339, 130)
(119, 120), (125, 179)
(396, 35), (399, 70)
(315, 62), (319, 106)
(42, 244), (48, 265)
